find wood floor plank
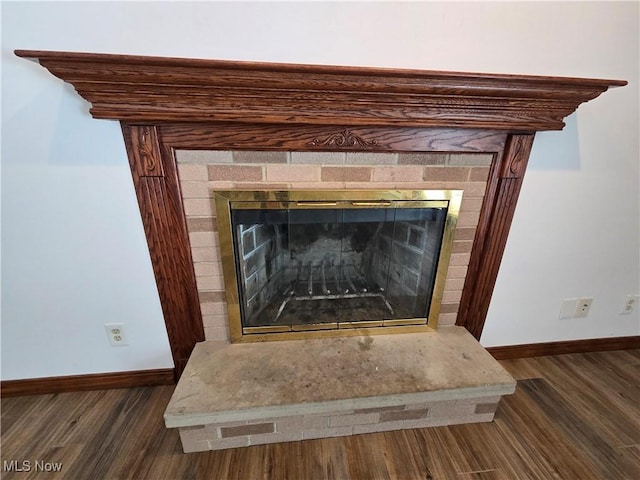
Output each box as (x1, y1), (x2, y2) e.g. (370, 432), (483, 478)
(2, 349), (638, 480)
(532, 354), (640, 447)
(519, 378), (637, 479)
(492, 380), (604, 480)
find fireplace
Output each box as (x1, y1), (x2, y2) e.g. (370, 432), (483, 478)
(15, 50), (625, 452)
(14, 49), (626, 375)
(215, 190), (461, 341)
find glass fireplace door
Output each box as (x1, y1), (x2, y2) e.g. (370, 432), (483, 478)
(228, 196), (452, 335)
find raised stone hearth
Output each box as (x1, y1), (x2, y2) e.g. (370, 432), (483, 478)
(165, 327), (516, 452)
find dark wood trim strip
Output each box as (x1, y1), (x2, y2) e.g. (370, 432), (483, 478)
(160, 124), (507, 152)
(0, 368), (175, 397)
(487, 336), (640, 360)
(457, 134), (535, 339)
(121, 124), (205, 378)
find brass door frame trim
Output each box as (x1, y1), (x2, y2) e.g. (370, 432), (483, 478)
(214, 189), (462, 343)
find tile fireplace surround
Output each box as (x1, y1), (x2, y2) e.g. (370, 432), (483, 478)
(16, 50), (625, 451)
(177, 150), (491, 343)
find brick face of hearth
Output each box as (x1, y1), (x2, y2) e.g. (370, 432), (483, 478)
(176, 151), (492, 342)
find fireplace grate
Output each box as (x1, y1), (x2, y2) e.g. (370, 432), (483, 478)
(274, 260), (395, 322)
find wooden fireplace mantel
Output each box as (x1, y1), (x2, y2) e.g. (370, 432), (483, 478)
(15, 50), (626, 378)
(15, 50), (625, 130)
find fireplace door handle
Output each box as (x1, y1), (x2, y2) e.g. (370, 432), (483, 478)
(295, 201), (338, 207)
(351, 201), (392, 207)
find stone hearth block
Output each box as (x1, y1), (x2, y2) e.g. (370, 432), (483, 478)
(165, 326), (516, 453)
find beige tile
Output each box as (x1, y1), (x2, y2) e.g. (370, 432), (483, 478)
(189, 232), (218, 248)
(204, 326), (229, 342)
(206, 436), (250, 450)
(345, 152), (398, 165)
(470, 166), (491, 182)
(202, 314), (228, 328)
(445, 278), (465, 291)
(448, 153), (493, 166)
(266, 165), (320, 182)
(380, 408), (429, 422)
(321, 167), (371, 182)
(398, 153), (447, 165)
(460, 197), (484, 214)
(449, 253), (471, 266)
(180, 181), (211, 199)
(209, 181), (236, 190)
(452, 240), (474, 253)
(446, 265), (468, 278)
(178, 164), (208, 181)
(291, 151), (344, 164)
(201, 302), (227, 315)
(442, 290), (463, 303)
(372, 166), (423, 182)
(177, 150), (233, 164)
(196, 276), (225, 291)
(208, 165), (263, 181)
(184, 198), (214, 217)
(302, 426), (353, 440)
(233, 151), (288, 164)
(423, 167), (470, 182)
(329, 413), (379, 427)
(437, 313), (458, 326)
(249, 430), (303, 445)
(402, 417), (449, 429)
(439, 303), (459, 314)
(194, 262), (223, 277)
(302, 415), (329, 429)
(191, 247), (219, 263)
(352, 420), (405, 434)
(199, 291), (226, 303)
(428, 402), (476, 419)
(458, 211), (481, 228)
(354, 405), (405, 414)
(187, 217), (217, 233)
(454, 227), (476, 241)
(451, 413), (495, 424)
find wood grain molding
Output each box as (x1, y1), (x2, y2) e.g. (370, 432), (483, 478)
(0, 368), (174, 397)
(121, 124), (205, 376)
(457, 134), (535, 338)
(487, 336), (640, 360)
(14, 50), (626, 130)
(14, 50), (626, 378)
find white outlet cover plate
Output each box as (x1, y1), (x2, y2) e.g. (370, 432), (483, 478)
(105, 323), (129, 346)
(559, 298), (578, 319)
(620, 294), (640, 315)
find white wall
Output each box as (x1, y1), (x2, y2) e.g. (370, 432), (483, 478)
(2, 1), (638, 379)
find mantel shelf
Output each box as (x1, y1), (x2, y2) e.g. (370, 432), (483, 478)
(15, 50), (626, 131)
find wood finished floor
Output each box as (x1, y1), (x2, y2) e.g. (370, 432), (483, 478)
(1, 349), (638, 480)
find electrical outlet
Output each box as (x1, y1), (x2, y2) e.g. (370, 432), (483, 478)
(105, 323), (128, 346)
(620, 295), (640, 315)
(574, 297), (593, 318)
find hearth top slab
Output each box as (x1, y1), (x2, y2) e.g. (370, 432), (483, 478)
(164, 326), (515, 428)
